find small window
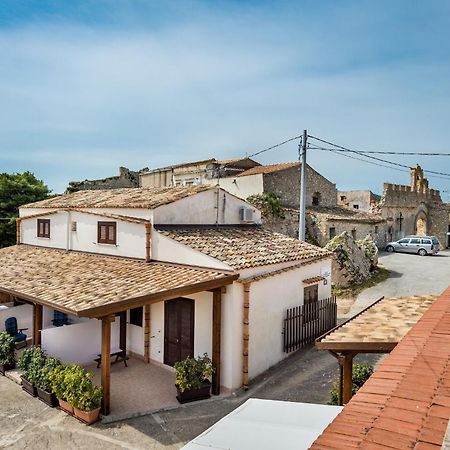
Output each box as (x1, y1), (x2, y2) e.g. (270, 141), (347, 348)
(410, 238), (421, 244)
(398, 239), (410, 244)
(374, 226), (379, 233)
(340, 195), (346, 202)
(353, 204), (359, 209)
(130, 307), (143, 327)
(422, 239), (431, 244)
(351, 229), (356, 239)
(37, 219), (50, 238)
(329, 227), (336, 239)
(97, 221), (117, 245)
(312, 192), (321, 206)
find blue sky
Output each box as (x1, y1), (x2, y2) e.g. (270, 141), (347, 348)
(1, 0), (450, 198)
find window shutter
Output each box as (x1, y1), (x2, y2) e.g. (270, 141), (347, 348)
(108, 224), (115, 242)
(100, 225), (107, 241)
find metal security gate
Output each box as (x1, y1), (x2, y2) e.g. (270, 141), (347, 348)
(283, 297), (337, 353)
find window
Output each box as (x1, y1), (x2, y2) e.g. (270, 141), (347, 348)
(129, 307), (143, 327)
(398, 239), (410, 244)
(312, 192), (321, 206)
(422, 239), (431, 244)
(375, 226), (379, 233)
(329, 227), (336, 239)
(340, 195), (346, 202)
(410, 238), (421, 244)
(37, 219), (50, 238)
(353, 204), (359, 209)
(97, 221), (117, 245)
(351, 229), (356, 240)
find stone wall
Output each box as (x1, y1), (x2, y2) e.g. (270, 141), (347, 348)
(263, 164), (337, 209)
(67, 166), (148, 192)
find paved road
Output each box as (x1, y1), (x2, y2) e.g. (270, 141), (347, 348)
(347, 249), (450, 317)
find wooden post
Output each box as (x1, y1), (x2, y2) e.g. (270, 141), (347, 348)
(145, 223), (151, 262)
(342, 352), (354, 404)
(242, 283), (251, 389)
(143, 304), (151, 363)
(16, 218), (21, 245)
(119, 311), (127, 353)
(212, 289), (222, 395)
(101, 315), (115, 416)
(33, 303), (43, 346)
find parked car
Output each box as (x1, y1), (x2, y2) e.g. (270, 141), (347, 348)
(386, 236), (440, 256)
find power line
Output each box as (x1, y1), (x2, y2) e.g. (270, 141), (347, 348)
(246, 134), (302, 159)
(308, 135), (450, 179)
(308, 146), (450, 156)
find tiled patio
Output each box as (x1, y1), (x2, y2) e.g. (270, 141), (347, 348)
(85, 356), (180, 419)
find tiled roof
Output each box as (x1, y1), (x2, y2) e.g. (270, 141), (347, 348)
(0, 245), (236, 317)
(317, 295), (436, 351)
(303, 276), (326, 285)
(311, 287), (450, 449)
(236, 162), (299, 177)
(307, 206), (385, 223)
(21, 185), (211, 209)
(156, 226), (331, 270)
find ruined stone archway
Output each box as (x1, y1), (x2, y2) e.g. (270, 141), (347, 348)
(415, 211), (428, 236)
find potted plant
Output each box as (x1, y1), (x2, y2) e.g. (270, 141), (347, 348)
(48, 364), (75, 414)
(72, 378), (103, 424)
(174, 353), (213, 404)
(18, 346), (46, 397)
(35, 356), (61, 407)
(0, 331), (16, 375)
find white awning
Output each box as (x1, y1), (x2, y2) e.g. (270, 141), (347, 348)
(181, 398), (343, 450)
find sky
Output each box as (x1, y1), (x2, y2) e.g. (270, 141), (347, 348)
(1, 0), (450, 198)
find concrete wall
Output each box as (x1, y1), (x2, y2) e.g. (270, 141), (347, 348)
(153, 189), (261, 225)
(337, 191), (377, 212)
(263, 165), (337, 209)
(211, 174), (264, 201)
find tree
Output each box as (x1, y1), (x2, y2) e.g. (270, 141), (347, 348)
(246, 192), (285, 219)
(0, 172), (50, 248)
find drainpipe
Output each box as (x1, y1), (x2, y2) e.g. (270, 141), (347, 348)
(145, 223), (151, 262)
(243, 282), (251, 389)
(66, 210), (71, 251)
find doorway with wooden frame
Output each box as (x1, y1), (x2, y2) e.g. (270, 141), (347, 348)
(164, 298), (195, 366)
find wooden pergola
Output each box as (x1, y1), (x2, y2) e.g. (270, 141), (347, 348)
(0, 245), (238, 415)
(315, 294), (436, 405)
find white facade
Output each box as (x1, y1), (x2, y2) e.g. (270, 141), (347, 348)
(17, 187), (332, 392)
(211, 173), (263, 201)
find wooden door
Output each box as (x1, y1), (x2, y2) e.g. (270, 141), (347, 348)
(164, 298), (195, 366)
(304, 285), (319, 323)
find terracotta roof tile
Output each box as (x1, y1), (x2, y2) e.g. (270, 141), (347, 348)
(22, 185), (211, 209)
(0, 245), (236, 317)
(157, 226), (331, 270)
(311, 287), (450, 449)
(236, 162), (299, 177)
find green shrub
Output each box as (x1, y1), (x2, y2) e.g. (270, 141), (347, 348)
(18, 346), (46, 383)
(247, 192), (285, 219)
(48, 364), (102, 411)
(35, 356), (61, 392)
(174, 353), (213, 393)
(0, 331), (15, 366)
(329, 363), (374, 405)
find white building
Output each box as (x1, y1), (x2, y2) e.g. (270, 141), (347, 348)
(0, 185), (333, 415)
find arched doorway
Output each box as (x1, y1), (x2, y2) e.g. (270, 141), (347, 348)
(415, 212), (428, 236)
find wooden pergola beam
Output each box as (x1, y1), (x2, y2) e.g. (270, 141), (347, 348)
(143, 304), (151, 363)
(212, 288), (222, 395)
(32, 303), (43, 346)
(101, 314), (115, 416)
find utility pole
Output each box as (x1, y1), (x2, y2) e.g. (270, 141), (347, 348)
(298, 129), (307, 240)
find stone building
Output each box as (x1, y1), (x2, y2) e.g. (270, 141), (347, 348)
(337, 190), (379, 212)
(139, 158), (259, 188)
(377, 165), (447, 245)
(218, 162), (337, 208)
(67, 167), (148, 193)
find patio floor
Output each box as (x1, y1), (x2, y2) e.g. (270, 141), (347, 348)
(85, 356), (180, 419)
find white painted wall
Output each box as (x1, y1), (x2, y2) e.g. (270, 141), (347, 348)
(153, 189), (261, 225)
(41, 320), (120, 365)
(21, 211), (67, 250)
(0, 304), (33, 338)
(248, 259), (332, 380)
(214, 174), (264, 201)
(151, 232), (231, 270)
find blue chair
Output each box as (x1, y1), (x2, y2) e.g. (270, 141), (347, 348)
(52, 310), (69, 327)
(5, 317), (28, 346)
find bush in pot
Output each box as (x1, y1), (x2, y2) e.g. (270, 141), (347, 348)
(35, 356), (61, 407)
(18, 346), (46, 396)
(0, 331), (16, 375)
(48, 364), (76, 413)
(174, 353), (213, 404)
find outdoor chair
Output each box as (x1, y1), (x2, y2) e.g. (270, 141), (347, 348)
(52, 310), (69, 327)
(5, 317), (28, 347)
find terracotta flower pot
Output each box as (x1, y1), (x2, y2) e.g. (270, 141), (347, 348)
(58, 398), (74, 414)
(73, 406), (101, 425)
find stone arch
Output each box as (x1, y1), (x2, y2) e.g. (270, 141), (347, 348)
(415, 209), (428, 236)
